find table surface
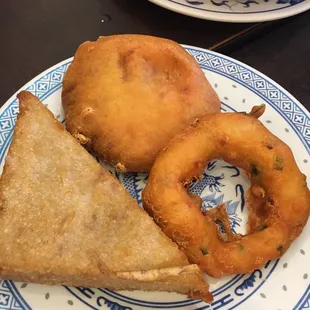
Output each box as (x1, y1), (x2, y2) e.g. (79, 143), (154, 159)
(0, 0), (309, 112)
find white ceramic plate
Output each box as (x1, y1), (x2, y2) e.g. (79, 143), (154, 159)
(149, 0), (310, 22)
(0, 46), (309, 310)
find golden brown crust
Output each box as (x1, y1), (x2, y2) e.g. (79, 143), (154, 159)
(62, 34), (220, 172)
(143, 111), (310, 277)
(1, 265), (212, 303)
(0, 91), (211, 302)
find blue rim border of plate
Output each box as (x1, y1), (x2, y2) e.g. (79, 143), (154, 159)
(166, 0), (296, 15)
(0, 47), (309, 310)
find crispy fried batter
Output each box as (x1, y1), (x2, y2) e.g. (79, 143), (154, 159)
(143, 108), (310, 277)
(62, 35), (220, 172)
(0, 91), (212, 302)
(203, 204), (240, 242)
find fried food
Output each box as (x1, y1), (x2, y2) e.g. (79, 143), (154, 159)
(62, 34), (220, 172)
(0, 91), (212, 302)
(143, 107), (310, 277)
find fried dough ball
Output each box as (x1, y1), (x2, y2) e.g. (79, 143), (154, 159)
(62, 35), (220, 172)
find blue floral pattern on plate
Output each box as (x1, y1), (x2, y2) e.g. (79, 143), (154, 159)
(186, 0), (305, 9)
(149, 0), (310, 22)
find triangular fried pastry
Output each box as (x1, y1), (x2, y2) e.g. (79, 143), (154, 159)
(0, 91), (211, 302)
